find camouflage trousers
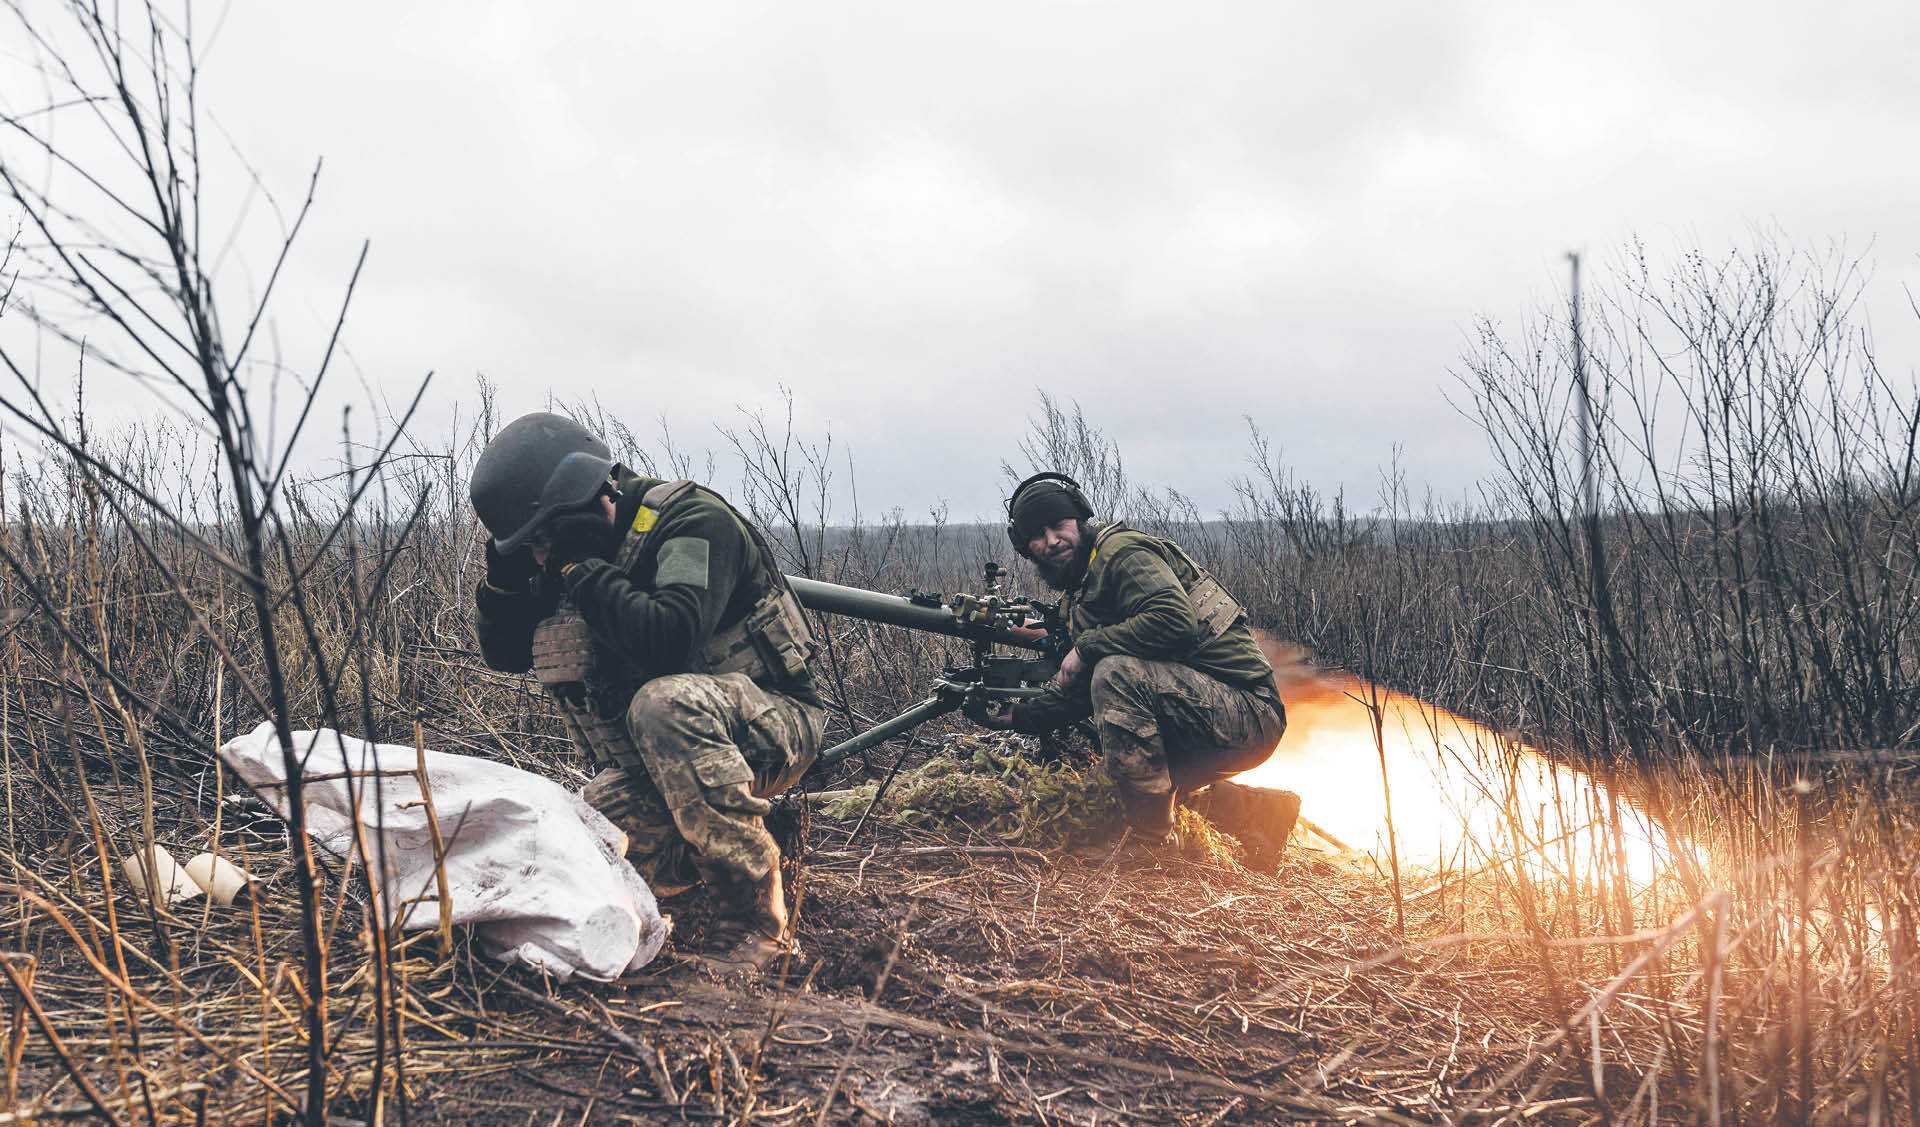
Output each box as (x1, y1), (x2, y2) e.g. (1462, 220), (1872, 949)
(580, 673), (824, 897)
(1088, 655), (1286, 833)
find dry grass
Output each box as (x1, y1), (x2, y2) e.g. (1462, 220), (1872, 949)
(0, 726), (1681, 1125)
(0, 4), (1915, 1121)
(0, 310), (1909, 1122)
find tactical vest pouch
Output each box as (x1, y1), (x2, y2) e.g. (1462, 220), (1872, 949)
(574, 709), (645, 771)
(550, 476), (815, 700)
(559, 703), (645, 771)
(531, 611), (595, 701)
(703, 585), (816, 685)
(1099, 524), (1248, 644)
(1185, 569), (1245, 641)
(557, 708), (632, 770)
(540, 614), (645, 772)
(648, 477), (818, 687)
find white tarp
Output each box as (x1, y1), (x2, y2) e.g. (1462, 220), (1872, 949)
(220, 723), (668, 981)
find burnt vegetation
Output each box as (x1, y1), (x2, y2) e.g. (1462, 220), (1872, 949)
(0, 3), (1917, 1124)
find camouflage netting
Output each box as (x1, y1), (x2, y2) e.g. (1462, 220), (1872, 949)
(820, 734), (1246, 866)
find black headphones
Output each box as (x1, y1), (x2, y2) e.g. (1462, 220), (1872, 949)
(1005, 471), (1095, 551)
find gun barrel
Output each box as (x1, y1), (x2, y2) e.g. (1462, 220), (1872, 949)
(785, 575), (1047, 653)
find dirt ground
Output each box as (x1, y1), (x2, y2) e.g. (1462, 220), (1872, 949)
(6, 757), (1610, 1126)
(371, 811), (1589, 1125)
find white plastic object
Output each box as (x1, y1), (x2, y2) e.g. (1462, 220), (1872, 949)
(183, 852), (258, 906)
(122, 845), (203, 908)
(219, 723), (667, 981)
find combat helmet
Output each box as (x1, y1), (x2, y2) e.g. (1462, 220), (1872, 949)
(470, 412), (616, 552)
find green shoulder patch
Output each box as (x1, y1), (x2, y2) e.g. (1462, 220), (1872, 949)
(654, 537), (711, 589)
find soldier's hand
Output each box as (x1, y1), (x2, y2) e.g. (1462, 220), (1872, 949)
(963, 693), (1015, 731)
(1051, 647), (1087, 688)
(485, 538), (538, 590)
(545, 511), (618, 572)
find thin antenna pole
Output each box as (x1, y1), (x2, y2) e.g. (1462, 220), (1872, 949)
(1568, 250), (1637, 942)
(1569, 251), (1595, 518)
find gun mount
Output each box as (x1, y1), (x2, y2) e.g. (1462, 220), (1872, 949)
(785, 564), (1067, 769)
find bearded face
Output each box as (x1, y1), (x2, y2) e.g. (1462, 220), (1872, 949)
(1027, 517), (1094, 591)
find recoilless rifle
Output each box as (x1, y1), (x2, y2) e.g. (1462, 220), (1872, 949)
(784, 562), (1068, 768)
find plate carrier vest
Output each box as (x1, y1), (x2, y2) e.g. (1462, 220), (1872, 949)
(525, 479), (818, 772)
(1066, 523), (1248, 644)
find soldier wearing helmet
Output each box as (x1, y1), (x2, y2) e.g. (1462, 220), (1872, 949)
(972, 473), (1300, 866)
(471, 412), (822, 972)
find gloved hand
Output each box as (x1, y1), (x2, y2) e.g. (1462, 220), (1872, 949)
(962, 692), (1015, 731)
(544, 510), (618, 573)
(485, 538), (538, 590)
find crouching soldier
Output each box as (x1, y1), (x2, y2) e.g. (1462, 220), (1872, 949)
(470, 413), (823, 971)
(970, 473), (1301, 866)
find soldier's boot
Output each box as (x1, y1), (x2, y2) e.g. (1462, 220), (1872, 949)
(1184, 781), (1301, 872)
(698, 866), (793, 974)
(1116, 785), (1177, 843)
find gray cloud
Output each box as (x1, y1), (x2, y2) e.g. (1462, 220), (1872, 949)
(10, 0), (1917, 519)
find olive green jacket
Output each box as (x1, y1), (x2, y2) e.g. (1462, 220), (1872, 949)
(476, 473), (820, 712)
(1010, 522), (1276, 734)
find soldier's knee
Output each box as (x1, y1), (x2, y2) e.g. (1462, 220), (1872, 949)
(1093, 660), (1160, 745)
(1089, 654), (1151, 703)
(582, 765), (663, 818)
(626, 673), (717, 731)
(581, 767), (632, 812)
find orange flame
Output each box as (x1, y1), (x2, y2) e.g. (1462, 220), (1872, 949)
(1235, 640), (1691, 887)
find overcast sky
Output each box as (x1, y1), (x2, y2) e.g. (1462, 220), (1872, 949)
(12, 1), (1920, 520)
